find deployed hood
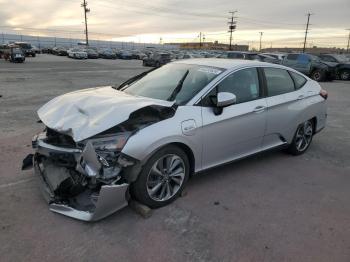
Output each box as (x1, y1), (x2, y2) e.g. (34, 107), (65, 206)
(38, 86), (174, 142)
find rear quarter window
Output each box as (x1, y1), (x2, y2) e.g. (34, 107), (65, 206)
(289, 71), (307, 89)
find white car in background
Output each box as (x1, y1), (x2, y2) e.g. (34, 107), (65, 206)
(67, 48), (88, 59)
(262, 52), (287, 62)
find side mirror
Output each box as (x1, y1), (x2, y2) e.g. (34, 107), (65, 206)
(216, 92), (236, 107)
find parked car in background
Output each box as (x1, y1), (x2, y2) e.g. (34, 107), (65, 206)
(67, 48), (88, 59)
(282, 53), (336, 82)
(116, 50), (133, 59)
(0, 44), (8, 58)
(14, 42), (36, 57)
(52, 47), (68, 56)
(143, 52), (171, 67)
(31, 45), (40, 54)
(131, 50), (147, 60)
(4, 46), (25, 63)
(318, 54), (350, 81)
(86, 49), (99, 59)
(262, 52), (287, 62)
(25, 59), (327, 221)
(219, 51), (280, 64)
(99, 49), (117, 59)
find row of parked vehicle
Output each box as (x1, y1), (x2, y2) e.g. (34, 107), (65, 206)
(163, 50), (350, 81)
(44, 46), (149, 60)
(0, 42), (41, 63)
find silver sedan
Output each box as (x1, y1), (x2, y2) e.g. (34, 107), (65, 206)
(25, 59), (328, 221)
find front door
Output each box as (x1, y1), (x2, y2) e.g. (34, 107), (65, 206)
(200, 67), (267, 170)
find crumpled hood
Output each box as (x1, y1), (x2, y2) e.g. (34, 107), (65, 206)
(38, 86), (173, 142)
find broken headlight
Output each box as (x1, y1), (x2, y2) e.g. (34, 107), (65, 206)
(89, 133), (132, 152)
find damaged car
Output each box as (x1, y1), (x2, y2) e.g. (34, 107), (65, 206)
(23, 59), (327, 221)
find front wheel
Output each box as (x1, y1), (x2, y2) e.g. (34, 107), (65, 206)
(287, 120), (314, 155)
(339, 70), (350, 81)
(131, 145), (190, 208)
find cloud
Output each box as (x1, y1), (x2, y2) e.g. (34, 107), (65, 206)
(0, 0), (349, 47)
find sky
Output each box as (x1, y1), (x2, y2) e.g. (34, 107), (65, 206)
(0, 0), (349, 49)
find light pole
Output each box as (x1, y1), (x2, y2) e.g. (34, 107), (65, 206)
(259, 32), (263, 51)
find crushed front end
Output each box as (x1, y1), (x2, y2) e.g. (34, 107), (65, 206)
(29, 128), (137, 221)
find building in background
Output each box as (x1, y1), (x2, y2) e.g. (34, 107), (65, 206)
(166, 41), (249, 51)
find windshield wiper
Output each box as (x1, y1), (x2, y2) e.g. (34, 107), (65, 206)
(167, 70), (189, 101)
(113, 68), (157, 90)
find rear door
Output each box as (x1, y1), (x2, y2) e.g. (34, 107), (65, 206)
(262, 67), (307, 148)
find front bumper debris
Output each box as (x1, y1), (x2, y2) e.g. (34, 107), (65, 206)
(30, 132), (129, 221)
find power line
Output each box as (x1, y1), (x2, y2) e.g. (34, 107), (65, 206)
(303, 13), (312, 53)
(228, 11), (237, 50)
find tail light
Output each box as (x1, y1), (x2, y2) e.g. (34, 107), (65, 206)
(319, 89), (328, 100)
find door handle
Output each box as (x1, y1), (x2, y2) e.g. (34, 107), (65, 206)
(253, 106), (266, 113)
(297, 95), (305, 100)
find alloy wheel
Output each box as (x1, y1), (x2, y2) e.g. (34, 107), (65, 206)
(340, 71), (349, 80)
(295, 121), (313, 152)
(146, 154), (185, 202)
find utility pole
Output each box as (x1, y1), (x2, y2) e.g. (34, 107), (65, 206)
(303, 13), (312, 53)
(259, 32), (263, 51)
(81, 0), (90, 46)
(199, 32), (202, 48)
(228, 11), (237, 50)
(346, 29), (350, 53)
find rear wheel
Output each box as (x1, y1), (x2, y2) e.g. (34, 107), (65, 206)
(287, 120), (314, 155)
(339, 70), (350, 81)
(311, 70), (325, 82)
(131, 145), (189, 208)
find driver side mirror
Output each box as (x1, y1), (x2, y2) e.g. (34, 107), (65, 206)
(216, 92), (236, 107)
(213, 92), (236, 115)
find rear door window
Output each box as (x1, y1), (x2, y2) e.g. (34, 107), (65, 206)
(264, 68), (295, 96)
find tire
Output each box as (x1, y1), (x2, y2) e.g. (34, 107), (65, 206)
(287, 119), (314, 155)
(311, 69), (325, 82)
(131, 145), (190, 208)
(32, 53), (36, 57)
(339, 70), (350, 81)
(155, 61), (160, 67)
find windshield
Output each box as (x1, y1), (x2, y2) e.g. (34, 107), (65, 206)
(124, 63), (224, 105)
(333, 54), (349, 62)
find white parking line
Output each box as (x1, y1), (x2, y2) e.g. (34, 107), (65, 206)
(0, 177), (35, 189)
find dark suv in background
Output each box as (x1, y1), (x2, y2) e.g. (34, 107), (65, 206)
(14, 42), (36, 57)
(143, 52), (171, 67)
(318, 54), (350, 81)
(282, 53), (336, 82)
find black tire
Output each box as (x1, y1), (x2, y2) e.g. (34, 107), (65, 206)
(155, 61), (160, 67)
(131, 145), (190, 208)
(339, 70), (350, 81)
(32, 53), (36, 57)
(311, 69), (325, 82)
(287, 119), (314, 155)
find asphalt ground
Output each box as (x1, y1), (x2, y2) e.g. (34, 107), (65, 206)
(0, 54), (349, 262)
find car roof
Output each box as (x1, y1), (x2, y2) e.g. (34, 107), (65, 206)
(173, 58), (286, 70)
